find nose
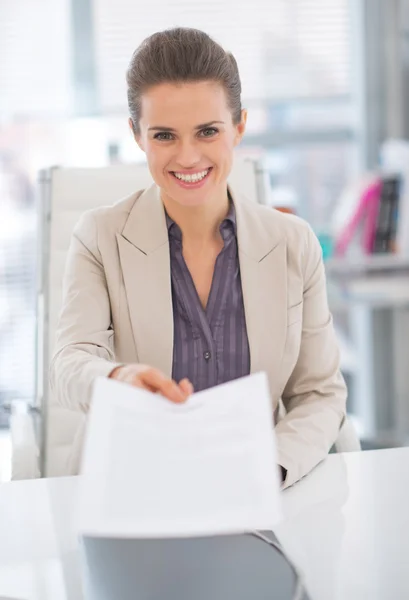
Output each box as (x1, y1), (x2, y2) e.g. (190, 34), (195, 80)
(175, 138), (202, 169)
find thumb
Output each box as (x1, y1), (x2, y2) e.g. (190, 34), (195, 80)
(179, 378), (194, 396)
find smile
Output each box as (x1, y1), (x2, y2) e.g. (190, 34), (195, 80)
(171, 168), (212, 185)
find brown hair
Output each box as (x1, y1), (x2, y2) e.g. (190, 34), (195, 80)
(126, 28), (242, 135)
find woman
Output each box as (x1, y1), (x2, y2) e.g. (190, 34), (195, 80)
(51, 28), (346, 488)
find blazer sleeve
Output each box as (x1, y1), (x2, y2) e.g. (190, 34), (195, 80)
(49, 210), (122, 413)
(275, 225), (347, 489)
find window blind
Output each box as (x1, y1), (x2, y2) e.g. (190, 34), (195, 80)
(0, 0), (72, 116)
(92, 0), (352, 114)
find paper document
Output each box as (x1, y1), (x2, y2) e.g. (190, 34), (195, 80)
(77, 372), (282, 538)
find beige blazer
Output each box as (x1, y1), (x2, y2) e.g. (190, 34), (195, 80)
(50, 183), (346, 488)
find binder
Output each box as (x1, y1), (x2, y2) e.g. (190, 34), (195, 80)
(373, 175), (401, 253)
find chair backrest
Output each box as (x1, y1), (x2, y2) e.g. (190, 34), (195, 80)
(37, 159), (262, 476)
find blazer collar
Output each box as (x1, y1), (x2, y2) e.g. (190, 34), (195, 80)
(228, 186), (284, 263)
(121, 184), (168, 254)
(120, 182), (283, 262)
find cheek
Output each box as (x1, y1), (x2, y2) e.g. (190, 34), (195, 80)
(145, 145), (168, 172)
(211, 138), (235, 162)
(215, 139), (235, 171)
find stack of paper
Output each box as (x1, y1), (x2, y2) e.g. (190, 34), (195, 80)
(77, 372), (282, 538)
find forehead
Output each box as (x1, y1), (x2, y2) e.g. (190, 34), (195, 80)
(139, 81), (231, 127)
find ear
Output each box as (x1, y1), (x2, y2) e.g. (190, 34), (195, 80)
(234, 109), (247, 146)
(128, 118), (145, 152)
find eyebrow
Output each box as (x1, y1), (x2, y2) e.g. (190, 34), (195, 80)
(148, 120), (225, 132)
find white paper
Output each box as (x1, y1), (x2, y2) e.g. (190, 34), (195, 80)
(77, 372), (282, 538)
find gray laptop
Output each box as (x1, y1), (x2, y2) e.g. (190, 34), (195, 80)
(80, 531), (311, 600)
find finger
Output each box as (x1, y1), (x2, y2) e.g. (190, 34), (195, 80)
(179, 378), (194, 397)
(129, 376), (156, 393)
(140, 370), (186, 403)
(159, 379), (187, 403)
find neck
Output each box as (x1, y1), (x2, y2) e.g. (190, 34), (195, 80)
(162, 188), (230, 246)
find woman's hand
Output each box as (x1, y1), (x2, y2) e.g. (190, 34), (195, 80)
(109, 364), (193, 403)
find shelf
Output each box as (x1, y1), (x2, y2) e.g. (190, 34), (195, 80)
(326, 254), (409, 276)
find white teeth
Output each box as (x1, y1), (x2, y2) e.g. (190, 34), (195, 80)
(173, 169), (209, 183)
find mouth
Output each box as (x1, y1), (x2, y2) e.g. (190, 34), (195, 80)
(170, 167), (213, 188)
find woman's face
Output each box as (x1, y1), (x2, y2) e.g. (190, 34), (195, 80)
(133, 81), (246, 208)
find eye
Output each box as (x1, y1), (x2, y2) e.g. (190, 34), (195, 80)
(153, 132), (174, 141)
(199, 127), (218, 138)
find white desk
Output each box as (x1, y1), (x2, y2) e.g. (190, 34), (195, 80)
(0, 448), (408, 600)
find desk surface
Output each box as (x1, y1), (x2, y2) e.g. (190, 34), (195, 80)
(0, 447), (408, 600)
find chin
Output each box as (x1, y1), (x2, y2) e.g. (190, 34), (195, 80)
(171, 190), (211, 208)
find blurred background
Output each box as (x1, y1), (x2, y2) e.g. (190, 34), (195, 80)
(2, 0), (409, 480)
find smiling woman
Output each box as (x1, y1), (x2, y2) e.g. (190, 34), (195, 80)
(51, 27), (347, 489)
(126, 29), (246, 217)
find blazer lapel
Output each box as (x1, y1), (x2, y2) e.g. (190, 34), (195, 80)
(233, 191), (288, 401)
(116, 184), (174, 377)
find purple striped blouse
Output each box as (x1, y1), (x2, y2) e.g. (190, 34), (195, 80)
(166, 203), (251, 392)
